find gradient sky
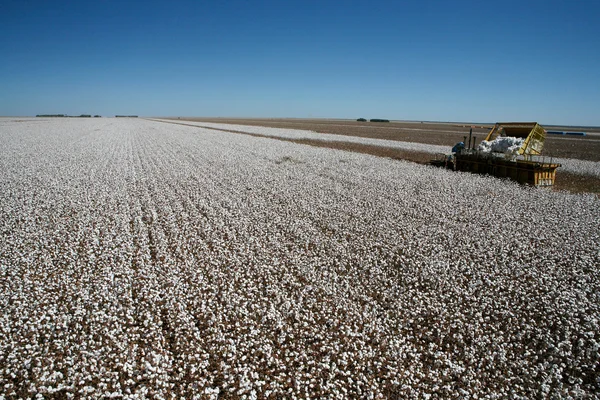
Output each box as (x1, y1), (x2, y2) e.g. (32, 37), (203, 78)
(1, 0), (599, 125)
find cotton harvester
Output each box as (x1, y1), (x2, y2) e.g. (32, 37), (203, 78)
(432, 122), (561, 187)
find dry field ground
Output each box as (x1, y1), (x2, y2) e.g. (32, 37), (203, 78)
(1, 117), (599, 398)
(168, 118), (600, 194)
(168, 118), (600, 162)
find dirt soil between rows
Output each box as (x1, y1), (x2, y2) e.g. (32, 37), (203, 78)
(159, 118), (600, 194)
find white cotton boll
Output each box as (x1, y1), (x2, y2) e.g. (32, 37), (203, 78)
(477, 137), (525, 154)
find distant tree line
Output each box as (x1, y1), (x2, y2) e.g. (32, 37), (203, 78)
(36, 114), (100, 118)
(356, 118), (390, 123)
(35, 114), (141, 118)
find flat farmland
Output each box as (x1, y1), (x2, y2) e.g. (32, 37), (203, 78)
(1, 118), (599, 398)
(169, 118), (600, 162)
(163, 118), (600, 194)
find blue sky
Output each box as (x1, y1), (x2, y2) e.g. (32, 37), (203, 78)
(1, 0), (599, 125)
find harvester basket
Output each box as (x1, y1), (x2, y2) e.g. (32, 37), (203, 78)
(485, 122), (546, 156)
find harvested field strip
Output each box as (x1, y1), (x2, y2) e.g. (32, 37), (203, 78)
(166, 117), (600, 162)
(151, 119), (600, 179)
(150, 118), (451, 154)
(150, 119), (600, 193)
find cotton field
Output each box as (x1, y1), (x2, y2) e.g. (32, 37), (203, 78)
(0, 118), (599, 399)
